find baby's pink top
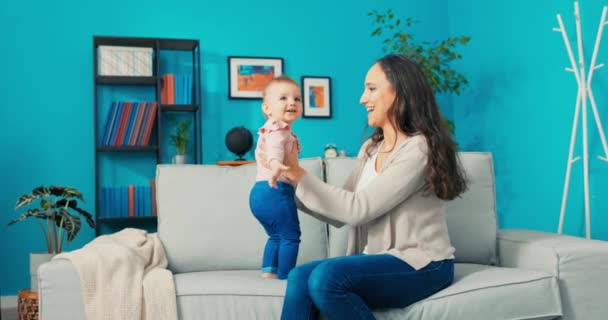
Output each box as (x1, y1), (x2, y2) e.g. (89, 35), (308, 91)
(255, 119), (300, 182)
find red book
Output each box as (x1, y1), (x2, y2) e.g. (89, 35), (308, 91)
(114, 102), (132, 146)
(136, 103), (151, 146)
(128, 185), (135, 218)
(129, 102), (146, 145)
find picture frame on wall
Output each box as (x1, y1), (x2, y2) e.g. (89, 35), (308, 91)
(302, 76), (332, 118)
(228, 56), (284, 99)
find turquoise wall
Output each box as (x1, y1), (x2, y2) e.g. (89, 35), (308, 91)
(448, 0), (608, 240)
(4, 0), (606, 297)
(0, 0), (448, 295)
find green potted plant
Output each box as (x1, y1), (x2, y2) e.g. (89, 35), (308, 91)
(169, 118), (192, 164)
(368, 9), (470, 134)
(8, 185), (95, 291)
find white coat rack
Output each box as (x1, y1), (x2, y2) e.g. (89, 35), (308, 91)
(554, 1), (608, 239)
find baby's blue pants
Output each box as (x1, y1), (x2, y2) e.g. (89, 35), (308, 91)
(249, 181), (301, 279)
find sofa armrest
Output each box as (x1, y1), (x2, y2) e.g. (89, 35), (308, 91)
(498, 229), (608, 320)
(38, 259), (85, 320)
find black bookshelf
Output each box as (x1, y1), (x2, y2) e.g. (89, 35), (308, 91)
(96, 76), (157, 85)
(96, 146), (159, 152)
(97, 216), (158, 222)
(93, 35), (202, 235)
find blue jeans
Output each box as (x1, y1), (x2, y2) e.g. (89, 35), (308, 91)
(249, 181), (301, 279)
(281, 254), (454, 320)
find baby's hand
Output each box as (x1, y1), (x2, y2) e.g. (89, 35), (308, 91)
(268, 159), (289, 188)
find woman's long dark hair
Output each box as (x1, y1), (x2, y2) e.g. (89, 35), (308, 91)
(364, 54), (467, 200)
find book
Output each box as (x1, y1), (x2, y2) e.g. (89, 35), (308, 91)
(128, 185), (135, 218)
(142, 102), (158, 145)
(150, 179), (157, 217)
(100, 102), (118, 146)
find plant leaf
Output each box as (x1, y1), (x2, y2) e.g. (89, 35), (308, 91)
(15, 194), (37, 208)
(367, 9), (470, 97)
(57, 208), (82, 243)
(55, 199), (96, 228)
(7, 208), (48, 226)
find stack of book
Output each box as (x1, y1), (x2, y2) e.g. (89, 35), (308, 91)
(161, 73), (193, 104)
(99, 179), (157, 218)
(100, 101), (158, 146)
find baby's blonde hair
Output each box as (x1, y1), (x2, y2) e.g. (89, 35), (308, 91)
(262, 75), (299, 100)
(261, 75), (300, 119)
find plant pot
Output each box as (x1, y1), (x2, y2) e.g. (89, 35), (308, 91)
(173, 154), (187, 164)
(30, 252), (55, 293)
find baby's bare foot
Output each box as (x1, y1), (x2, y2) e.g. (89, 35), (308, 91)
(261, 272), (278, 279)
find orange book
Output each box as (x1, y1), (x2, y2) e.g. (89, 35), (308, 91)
(166, 74), (175, 104)
(128, 185), (135, 218)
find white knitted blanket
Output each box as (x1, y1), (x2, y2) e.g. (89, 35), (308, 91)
(54, 228), (177, 320)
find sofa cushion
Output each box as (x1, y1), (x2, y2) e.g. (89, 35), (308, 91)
(323, 157), (357, 258)
(172, 264), (561, 320)
(174, 270), (285, 320)
(445, 152), (497, 265)
(372, 263), (561, 320)
(324, 153), (498, 265)
(156, 158), (327, 273)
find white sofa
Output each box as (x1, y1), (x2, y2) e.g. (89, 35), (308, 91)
(39, 153), (608, 319)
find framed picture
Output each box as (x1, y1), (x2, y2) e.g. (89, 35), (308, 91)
(302, 76), (332, 118)
(228, 56), (283, 99)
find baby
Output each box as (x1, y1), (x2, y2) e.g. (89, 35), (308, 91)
(249, 76), (302, 279)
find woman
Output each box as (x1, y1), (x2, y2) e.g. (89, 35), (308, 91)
(270, 54), (467, 320)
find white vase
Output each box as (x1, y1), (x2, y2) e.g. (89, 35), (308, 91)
(30, 252), (55, 292)
(173, 154), (187, 164)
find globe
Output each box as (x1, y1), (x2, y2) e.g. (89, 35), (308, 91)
(225, 126), (253, 160)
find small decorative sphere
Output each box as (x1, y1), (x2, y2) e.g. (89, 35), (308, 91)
(225, 126), (253, 160)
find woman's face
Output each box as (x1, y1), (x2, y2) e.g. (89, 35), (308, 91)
(359, 63), (396, 129)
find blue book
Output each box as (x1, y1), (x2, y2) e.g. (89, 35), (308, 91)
(109, 102), (124, 146)
(99, 188), (105, 217)
(174, 74), (181, 104)
(183, 74), (188, 104)
(144, 186), (151, 216)
(102, 187), (109, 217)
(118, 186), (123, 217)
(187, 74), (193, 104)
(181, 75), (185, 104)
(115, 187), (121, 217)
(101, 102), (116, 146)
(110, 187), (116, 217)
(123, 186), (129, 217)
(180, 74), (186, 104)
(136, 187), (142, 217)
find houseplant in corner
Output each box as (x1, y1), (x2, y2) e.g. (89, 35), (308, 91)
(368, 9), (470, 134)
(170, 117), (192, 164)
(8, 185), (95, 291)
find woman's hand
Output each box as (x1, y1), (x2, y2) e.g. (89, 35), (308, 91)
(268, 159), (289, 189)
(281, 145), (307, 184)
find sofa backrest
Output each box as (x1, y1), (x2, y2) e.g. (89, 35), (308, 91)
(156, 158), (327, 273)
(324, 152), (498, 265)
